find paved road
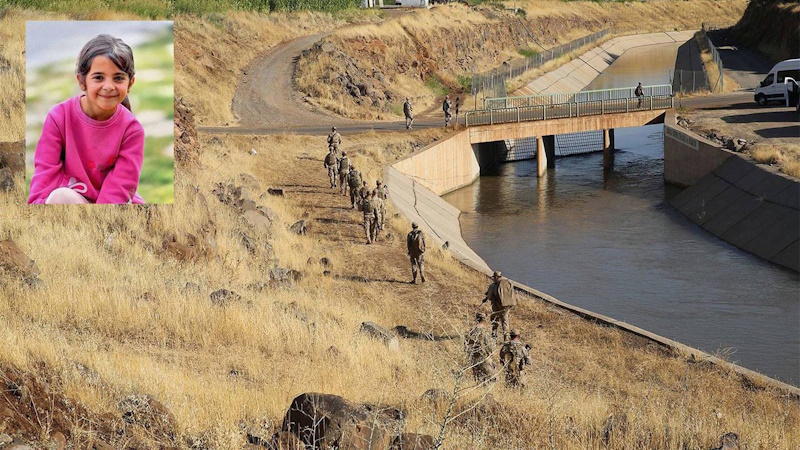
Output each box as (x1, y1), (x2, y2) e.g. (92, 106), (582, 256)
(707, 30), (773, 90)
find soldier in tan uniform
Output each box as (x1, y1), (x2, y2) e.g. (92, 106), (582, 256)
(361, 191), (377, 244)
(371, 189), (384, 241)
(463, 312), (496, 384)
(376, 180), (387, 232)
(359, 181), (370, 203)
(347, 167), (362, 208)
(499, 329), (531, 388)
(323, 147), (337, 189)
(327, 126), (342, 154)
(338, 152), (350, 194)
(481, 271), (516, 341)
(406, 222), (426, 284)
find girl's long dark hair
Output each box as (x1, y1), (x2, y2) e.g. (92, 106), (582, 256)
(76, 34), (135, 112)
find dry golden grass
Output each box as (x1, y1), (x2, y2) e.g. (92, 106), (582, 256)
(1, 5), (799, 450)
(695, 31), (741, 93)
(747, 143), (800, 179)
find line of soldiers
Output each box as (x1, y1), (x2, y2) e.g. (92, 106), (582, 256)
(464, 271), (530, 387)
(401, 96), (461, 130)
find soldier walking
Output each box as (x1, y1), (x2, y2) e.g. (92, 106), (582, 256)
(403, 97), (414, 130)
(464, 312), (496, 384)
(338, 152), (350, 194)
(323, 147), (337, 188)
(376, 180), (387, 232)
(348, 167), (362, 208)
(327, 126), (342, 154)
(361, 191), (377, 244)
(499, 329), (531, 388)
(442, 95), (453, 127)
(480, 271), (516, 341)
(359, 180), (370, 203)
(406, 222), (426, 284)
(370, 190), (382, 241)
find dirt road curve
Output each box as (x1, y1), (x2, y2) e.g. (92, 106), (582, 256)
(232, 32), (356, 127)
(707, 30), (772, 90)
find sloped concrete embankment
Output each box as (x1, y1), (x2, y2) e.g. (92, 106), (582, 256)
(665, 120), (800, 272)
(515, 30), (696, 96)
(386, 125), (800, 395)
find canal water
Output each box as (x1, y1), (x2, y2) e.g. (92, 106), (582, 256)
(443, 42), (800, 384)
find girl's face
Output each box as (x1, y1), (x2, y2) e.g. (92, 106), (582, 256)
(78, 55), (134, 120)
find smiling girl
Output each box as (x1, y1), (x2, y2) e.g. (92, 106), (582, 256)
(28, 34), (145, 204)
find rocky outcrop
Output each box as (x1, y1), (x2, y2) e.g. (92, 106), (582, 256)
(282, 393), (405, 450)
(0, 141), (23, 193)
(174, 97), (199, 167)
(733, 0), (799, 62)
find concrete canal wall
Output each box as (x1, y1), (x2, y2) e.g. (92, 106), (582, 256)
(665, 118), (800, 272)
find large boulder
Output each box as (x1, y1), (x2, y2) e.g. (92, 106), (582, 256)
(282, 393), (404, 450)
(117, 395), (176, 442)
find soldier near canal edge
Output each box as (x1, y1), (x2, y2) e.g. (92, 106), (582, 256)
(406, 222), (426, 284)
(361, 190), (377, 244)
(499, 329), (531, 388)
(404, 97), (414, 129)
(348, 166), (362, 207)
(327, 126), (342, 154)
(464, 312), (496, 383)
(481, 271), (516, 340)
(443, 95), (453, 127)
(323, 147), (337, 188)
(338, 152), (350, 194)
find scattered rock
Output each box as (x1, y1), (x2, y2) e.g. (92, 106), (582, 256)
(0, 168), (14, 192)
(0, 435), (12, 447)
(174, 97), (199, 167)
(0, 240), (40, 279)
(181, 282), (203, 296)
(210, 289), (241, 306)
(267, 188), (284, 196)
(244, 210), (272, 230)
(320, 42), (336, 53)
(269, 267), (302, 287)
(390, 433), (435, 450)
(241, 199), (257, 212)
(289, 220), (307, 235)
(323, 270), (332, 277)
(50, 431), (66, 450)
(360, 322), (400, 351)
(320, 257), (332, 267)
(282, 393), (404, 450)
(250, 148), (257, 156)
(711, 432), (740, 450)
(117, 394), (176, 442)
(240, 233), (257, 254)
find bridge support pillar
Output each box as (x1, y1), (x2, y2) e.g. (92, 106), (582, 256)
(543, 135), (556, 168)
(537, 137), (546, 176)
(603, 128), (615, 171)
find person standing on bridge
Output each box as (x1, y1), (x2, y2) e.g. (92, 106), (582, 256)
(403, 98), (414, 130)
(481, 271), (516, 341)
(635, 82), (644, 108)
(443, 95), (453, 127)
(327, 126), (342, 154)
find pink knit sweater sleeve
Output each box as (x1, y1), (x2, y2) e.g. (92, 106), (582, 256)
(27, 112), (65, 204)
(96, 121), (144, 204)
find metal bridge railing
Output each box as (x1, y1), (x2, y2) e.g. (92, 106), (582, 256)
(483, 84), (673, 110)
(464, 95), (674, 127)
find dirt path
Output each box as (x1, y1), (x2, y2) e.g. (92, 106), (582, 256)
(707, 29), (773, 91)
(232, 33), (358, 127)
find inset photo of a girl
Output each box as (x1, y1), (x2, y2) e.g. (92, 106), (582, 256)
(26, 21), (174, 204)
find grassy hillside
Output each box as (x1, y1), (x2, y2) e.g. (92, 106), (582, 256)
(732, 0), (800, 62)
(1, 3), (798, 449)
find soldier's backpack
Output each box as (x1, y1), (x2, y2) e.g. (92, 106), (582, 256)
(361, 198), (374, 214)
(409, 229), (425, 254)
(497, 278), (516, 307)
(348, 171), (360, 188)
(500, 342), (522, 376)
(339, 157), (350, 174)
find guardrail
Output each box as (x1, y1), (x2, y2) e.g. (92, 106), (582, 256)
(484, 84), (673, 109)
(464, 95), (674, 127)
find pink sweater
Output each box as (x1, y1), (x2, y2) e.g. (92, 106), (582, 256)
(28, 95), (145, 204)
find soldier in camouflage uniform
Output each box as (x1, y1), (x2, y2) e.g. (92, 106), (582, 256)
(499, 329), (531, 388)
(347, 167), (362, 208)
(403, 98), (414, 130)
(338, 152), (350, 194)
(406, 222), (426, 284)
(443, 95), (453, 127)
(371, 189), (384, 241)
(463, 312), (496, 384)
(359, 180), (370, 203)
(376, 180), (387, 231)
(323, 147), (337, 188)
(327, 126), (342, 154)
(480, 271), (516, 341)
(361, 191), (377, 244)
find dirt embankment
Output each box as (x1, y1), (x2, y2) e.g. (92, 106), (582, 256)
(296, 0), (748, 120)
(732, 0), (800, 63)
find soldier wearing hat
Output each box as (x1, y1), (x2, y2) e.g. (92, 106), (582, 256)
(327, 126), (342, 154)
(406, 222), (426, 284)
(323, 146), (337, 189)
(442, 95), (453, 127)
(403, 97), (414, 130)
(376, 180), (387, 231)
(464, 312), (496, 383)
(337, 151), (350, 194)
(347, 166), (362, 207)
(481, 271), (516, 341)
(369, 189), (382, 242)
(499, 329), (531, 387)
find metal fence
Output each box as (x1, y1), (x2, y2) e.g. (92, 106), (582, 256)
(469, 29), (611, 99)
(465, 95), (674, 127)
(671, 69), (711, 94)
(699, 25), (724, 92)
(484, 84), (672, 109)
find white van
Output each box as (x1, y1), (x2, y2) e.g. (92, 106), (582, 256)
(754, 58), (800, 106)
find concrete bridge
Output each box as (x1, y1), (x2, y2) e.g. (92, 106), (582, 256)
(396, 86), (673, 195)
